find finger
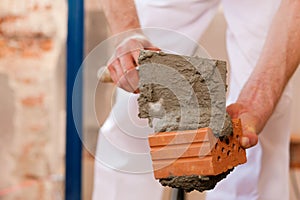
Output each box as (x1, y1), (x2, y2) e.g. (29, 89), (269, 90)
(133, 88), (140, 94)
(119, 53), (139, 91)
(125, 66), (140, 92)
(240, 132), (258, 149)
(144, 47), (161, 51)
(118, 39), (142, 65)
(131, 46), (160, 65)
(226, 103), (243, 118)
(117, 42), (143, 92)
(131, 48), (142, 65)
(111, 58), (124, 79)
(107, 63), (117, 84)
(118, 74), (135, 92)
(129, 40), (160, 65)
(111, 59), (134, 92)
(118, 51), (137, 73)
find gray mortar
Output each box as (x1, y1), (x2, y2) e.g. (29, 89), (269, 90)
(138, 50), (232, 137)
(159, 169), (233, 192)
(137, 50), (234, 192)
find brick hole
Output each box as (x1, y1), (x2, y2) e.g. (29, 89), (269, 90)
(215, 143), (218, 150)
(227, 150), (231, 156)
(217, 156), (221, 161)
(236, 135), (239, 139)
(232, 143), (236, 149)
(221, 147), (225, 153)
(225, 137), (230, 145)
(238, 146), (241, 152)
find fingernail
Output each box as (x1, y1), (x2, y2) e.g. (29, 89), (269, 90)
(241, 137), (249, 147)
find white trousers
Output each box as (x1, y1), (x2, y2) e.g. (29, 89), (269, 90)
(93, 0), (293, 199)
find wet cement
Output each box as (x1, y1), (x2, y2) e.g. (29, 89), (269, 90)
(159, 169), (232, 192)
(138, 50), (232, 137)
(137, 50), (233, 192)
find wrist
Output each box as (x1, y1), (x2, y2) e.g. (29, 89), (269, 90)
(111, 30), (149, 48)
(116, 32), (149, 48)
(236, 84), (275, 134)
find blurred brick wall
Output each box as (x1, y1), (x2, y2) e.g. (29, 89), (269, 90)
(0, 0), (67, 199)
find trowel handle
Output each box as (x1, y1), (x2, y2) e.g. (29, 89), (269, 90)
(97, 67), (113, 83)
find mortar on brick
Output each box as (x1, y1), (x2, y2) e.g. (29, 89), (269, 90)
(152, 119), (246, 192)
(138, 50), (232, 137)
(137, 50), (236, 192)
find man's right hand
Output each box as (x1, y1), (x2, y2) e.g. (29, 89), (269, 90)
(107, 36), (160, 93)
(226, 103), (259, 149)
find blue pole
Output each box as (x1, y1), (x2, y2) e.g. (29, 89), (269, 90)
(66, 0), (84, 200)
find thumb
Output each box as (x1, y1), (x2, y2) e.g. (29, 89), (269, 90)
(227, 103), (259, 149)
(240, 132), (258, 149)
(239, 115), (259, 148)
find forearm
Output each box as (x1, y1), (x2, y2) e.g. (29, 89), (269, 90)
(237, 0), (300, 132)
(100, 0), (140, 35)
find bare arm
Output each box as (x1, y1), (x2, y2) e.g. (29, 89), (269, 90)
(100, 0), (140, 35)
(228, 0), (300, 148)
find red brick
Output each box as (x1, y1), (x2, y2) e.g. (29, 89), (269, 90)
(148, 119), (247, 179)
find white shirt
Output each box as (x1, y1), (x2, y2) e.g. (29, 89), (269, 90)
(93, 1), (292, 199)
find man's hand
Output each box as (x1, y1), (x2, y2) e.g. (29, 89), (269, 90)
(227, 103), (259, 149)
(107, 36), (160, 93)
(100, 0), (161, 92)
(227, 0), (300, 150)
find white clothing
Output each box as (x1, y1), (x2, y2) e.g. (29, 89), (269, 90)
(93, 0), (293, 199)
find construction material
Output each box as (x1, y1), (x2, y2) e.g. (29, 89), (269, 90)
(151, 119), (246, 192)
(137, 50), (246, 192)
(137, 50), (232, 137)
(149, 119), (246, 178)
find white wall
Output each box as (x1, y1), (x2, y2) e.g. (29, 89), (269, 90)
(0, 1), (67, 199)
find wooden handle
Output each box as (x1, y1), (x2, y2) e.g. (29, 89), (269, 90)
(97, 67), (113, 83)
